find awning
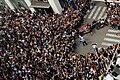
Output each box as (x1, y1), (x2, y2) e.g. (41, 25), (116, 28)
(31, 2), (50, 8)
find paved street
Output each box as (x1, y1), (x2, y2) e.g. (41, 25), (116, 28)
(84, 1), (107, 24)
(75, 26), (109, 55)
(101, 29), (120, 48)
(76, 1), (120, 55)
(75, 1), (120, 80)
(84, 3), (107, 20)
(76, 1), (109, 55)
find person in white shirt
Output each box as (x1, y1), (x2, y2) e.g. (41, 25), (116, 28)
(80, 36), (88, 46)
(92, 43), (98, 54)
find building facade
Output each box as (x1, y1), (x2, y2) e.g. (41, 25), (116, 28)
(0, 0), (120, 14)
(0, 0), (63, 14)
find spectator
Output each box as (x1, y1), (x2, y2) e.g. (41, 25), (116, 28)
(80, 36), (88, 46)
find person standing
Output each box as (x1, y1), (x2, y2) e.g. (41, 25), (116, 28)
(92, 43), (99, 56)
(80, 36), (88, 46)
(92, 43), (97, 51)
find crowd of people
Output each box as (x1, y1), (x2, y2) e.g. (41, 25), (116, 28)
(106, 2), (120, 29)
(0, 0), (120, 80)
(0, 0), (91, 80)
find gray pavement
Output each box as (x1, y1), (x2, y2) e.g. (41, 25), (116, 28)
(75, 1), (120, 80)
(75, 1), (109, 55)
(83, 1), (107, 24)
(75, 26), (109, 55)
(76, 1), (120, 55)
(76, 1), (120, 56)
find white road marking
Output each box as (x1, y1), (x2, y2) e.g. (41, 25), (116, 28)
(108, 29), (120, 33)
(98, 7), (107, 20)
(88, 6), (97, 19)
(104, 38), (120, 43)
(106, 33), (120, 38)
(93, 6), (102, 19)
(102, 42), (113, 46)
